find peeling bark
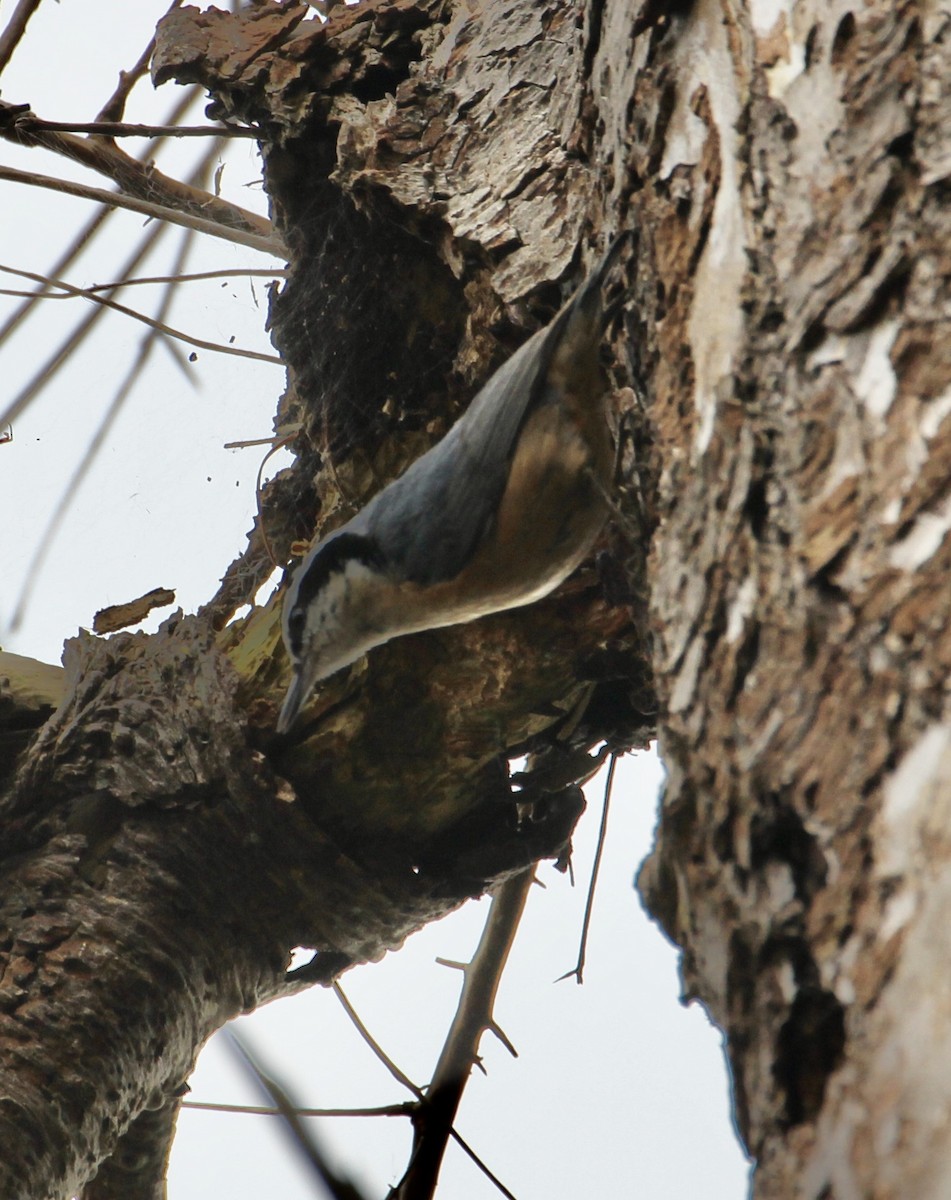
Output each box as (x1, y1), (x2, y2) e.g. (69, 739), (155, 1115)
(635, 2), (951, 1197)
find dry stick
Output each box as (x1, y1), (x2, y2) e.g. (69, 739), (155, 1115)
(1, 102), (280, 252)
(87, 267), (288, 292)
(7, 226), (201, 632)
(561, 751), (619, 986)
(0, 126), (271, 433)
(0, 0), (44, 74)
(0, 165), (282, 257)
(223, 432), (299, 449)
(17, 116), (261, 139)
(394, 871), (534, 1200)
(0, 85), (199, 353)
(182, 1100), (414, 1118)
(333, 984), (423, 1099)
(0, 218), (166, 432)
(96, 3), (180, 124)
(333, 984), (517, 1200)
(0, 296), (239, 376)
(0, 197), (111, 349)
(0, 288), (71, 299)
(218, 426), (302, 572)
(3, 13), (255, 618)
(0, 263), (284, 364)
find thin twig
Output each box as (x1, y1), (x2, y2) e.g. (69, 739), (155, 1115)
(559, 752), (619, 986)
(0, 0), (44, 74)
(182, 1099), (415, 1118)
(7, 228), (200, 631)
(333, 984), (517, 1200)
(225, 1031), (370, 1200)
(14, 116), (261, 139)
(0, 263), (284, 364)
(0, 288), (72, 300)
(255, 434), (298, 568)
(0, 165), (283, 257)
(87, 267), (288, 292)
(0, 208), (111, 341)
(444, 1138), (518, 1200)
(333, 983), (424, 1100)
(0, 219), (167, 432)
(0, 87), (199, 353)
(0, 98), (281, 252)
(224, 431), (299, 449)
(96, 3), (179, 123)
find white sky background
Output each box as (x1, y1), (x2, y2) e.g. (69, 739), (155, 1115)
(0, 4), (751, 1198)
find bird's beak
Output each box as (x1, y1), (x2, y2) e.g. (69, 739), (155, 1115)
(276, 669), (309, 735)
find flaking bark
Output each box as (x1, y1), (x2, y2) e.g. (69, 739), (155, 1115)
(636, 3), (951, 1197)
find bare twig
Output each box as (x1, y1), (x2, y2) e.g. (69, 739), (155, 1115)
(254, 434), (299, 568)
(7, 225), (201, 631)
(393, 872), (532, 1200)
(0, 87), (199, 352)
(182, 1099), (414, 1118)
(0, 219), (166, 432)
(0, 94), (227, 436)
(0, 263), (284, 364)
(15, 116), (260, 139)
(0, 98), (281, 252)
(333, 984), (517, 1200)
(87, 267), (288, 292)
(333, 983), (424, 1100)
(0, 165), (283, 257)
(558, 751), (619, 986)
(0, 288), (68, 300)
(224, 429), (299, 450)
(0, 0), (44, 74)
(96, 5), (178, 123)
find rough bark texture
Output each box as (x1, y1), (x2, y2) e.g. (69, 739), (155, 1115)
(1, 3), (653, 1198)
(634, 2), (951, 1198)
(6, 0), (942, 1196)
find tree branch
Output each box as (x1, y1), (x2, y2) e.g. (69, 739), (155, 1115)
(0, 0), (44, 74)
(0, 263), (284, 364)
(95, 4), (177, 123)
(0, 163), (283, 257)
(226, 1032), (369, 1200)
(557, 751), (619, 985)
(394, 871), (533, 1200)
(0, 97), (281, 253)
(333, 983), (517, 1200)
(13, 116), (261, 139)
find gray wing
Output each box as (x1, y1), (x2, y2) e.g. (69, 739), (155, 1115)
(356, 236), (628, 585)
(358, 319), (555, 584)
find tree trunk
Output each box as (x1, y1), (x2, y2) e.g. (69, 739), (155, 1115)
(636, 1), (951, 1197)
(3, 0), (945, 1196)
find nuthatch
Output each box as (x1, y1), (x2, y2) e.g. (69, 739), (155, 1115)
(277, 236), (628, 733)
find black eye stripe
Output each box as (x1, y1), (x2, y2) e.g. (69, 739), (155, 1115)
(287, 609), (305, 657)
(292, 532), (385, 611)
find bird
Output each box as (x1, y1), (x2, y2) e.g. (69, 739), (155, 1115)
(277, 234), (629, 733)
